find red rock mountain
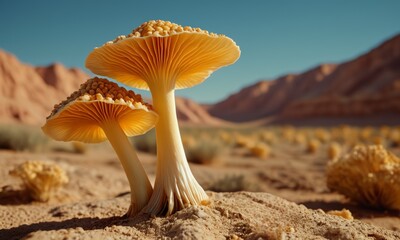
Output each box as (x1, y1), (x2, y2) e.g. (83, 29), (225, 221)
(0, 50), (88, 125)
(175, 97), (225, 125)
(209, 34), (400, 124)
(0, 50), (221, 126)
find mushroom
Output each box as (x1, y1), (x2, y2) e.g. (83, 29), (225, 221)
(85, 20), (240, 215)
(42, 77), (158, 216)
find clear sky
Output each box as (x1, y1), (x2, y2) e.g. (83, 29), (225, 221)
(1, 1), (399, 103)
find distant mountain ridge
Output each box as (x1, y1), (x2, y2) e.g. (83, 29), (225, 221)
(0, 50), (221, 126)
(208, 34), (400, 124)
(0, 50), (88, 125)
(2, 34), (399, 126)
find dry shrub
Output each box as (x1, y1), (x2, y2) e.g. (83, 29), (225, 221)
(207, 174), (259, 192)
(9, 160), (69, 202)
(281, 126), (296, 143)
(326, 145), (400, 210)
(327, 142), (342, 160)
(260, 131), (277, 145)
(330, 125), (359, 146)
(379, 125), (391, 139)
(314, 128), (330, 143)
(359, 127), (374, 142)
(306, 139), (320, 154)
(0, 124), (49, 152)
(293, 133), (306, 145)
(234, 134), (253, 148)
(71, 141), (87, 154)
(389, 129), (400, 147)
(372, 136), (385, 146)
(185, 139), (222, 165)
(249, 143), (271, 159)
(133, 129), (156, 154)
(182, 134), (197, 150)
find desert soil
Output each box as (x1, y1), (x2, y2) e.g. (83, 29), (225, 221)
(0, 140), (399, 239)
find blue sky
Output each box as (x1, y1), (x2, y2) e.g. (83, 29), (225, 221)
(1, 1), (399, 103)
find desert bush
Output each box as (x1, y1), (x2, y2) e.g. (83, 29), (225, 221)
(306, 139), (320, 154)
(371, 136), (385, 146)
(207, 174), (259, 192)
(330, 125), (359, 146)
(217, 130), (232, 144)
(9, 160), (69, 202)
(249, 142), (271, 159)
(378, 125), (391, 139)
(359, 127), (374, 142)
(281, 126), (296, 143)
(133, 129), (157, 154)
(293, 133), (306, 145)
(314, 128), (330, 143)
(326, 145), (400, 210)
(71, 141), (87, 154)
(389, 129), (400, 147)
(259, 131), (277, 145)
(185, 139), (222, 165)
(234, 134), (253, 148)
(0, 124), (49, 152)
(327, 142), (342, 160)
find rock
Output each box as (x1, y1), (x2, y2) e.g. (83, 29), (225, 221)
(208, 34), (400, 124)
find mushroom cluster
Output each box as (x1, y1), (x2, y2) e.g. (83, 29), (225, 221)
(86, 20), (240, 216)
(44, 20), (240, 217)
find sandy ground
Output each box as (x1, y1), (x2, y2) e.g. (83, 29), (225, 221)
(0, 140), (399, 239)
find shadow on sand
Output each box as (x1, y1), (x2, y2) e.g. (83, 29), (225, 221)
(0, 214), (147, 240)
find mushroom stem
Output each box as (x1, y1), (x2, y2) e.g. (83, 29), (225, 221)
(100, 119), (153, 216)
(142, 87), (209, 215)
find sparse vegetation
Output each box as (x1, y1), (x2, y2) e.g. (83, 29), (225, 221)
(327, 142), (342, 160)
(0, 124), (49, 152)
(306, 139), (320, 154)
(71, 142), (87, 154)
(133, 129), (157, 154)
(248, 142), (271, 159)
(185, 139), (223, 165)
(207, 174), (259, 192)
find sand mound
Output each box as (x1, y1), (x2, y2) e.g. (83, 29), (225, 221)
(1, 192), (398, 240)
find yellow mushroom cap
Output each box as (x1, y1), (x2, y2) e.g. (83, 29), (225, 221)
(85, 20), (241, 90)
(42, 77), (158, 143)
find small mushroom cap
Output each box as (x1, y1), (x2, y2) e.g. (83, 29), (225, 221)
(85, 20), (240, 90)
(42, 77), (158, 143)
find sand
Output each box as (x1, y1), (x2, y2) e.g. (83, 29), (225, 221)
(1, 140), (399, 239)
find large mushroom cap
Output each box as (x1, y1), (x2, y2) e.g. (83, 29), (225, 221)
(42, 77), (158, 143)
(85, 20), (241, 90)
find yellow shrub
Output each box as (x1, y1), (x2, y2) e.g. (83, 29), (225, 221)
(306, 139), (320, 154)
(71, 141), (87, 154)
(249, 143), (271, 159)
(260, 131), (277, 145)
(327, 142), (342, 160)
(326, 145), (400, 210)
(10, 160), (69, 202)
(234, 135), (253, 148)
(314, 128), (330, 143)
(293, 134), (306, 145)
